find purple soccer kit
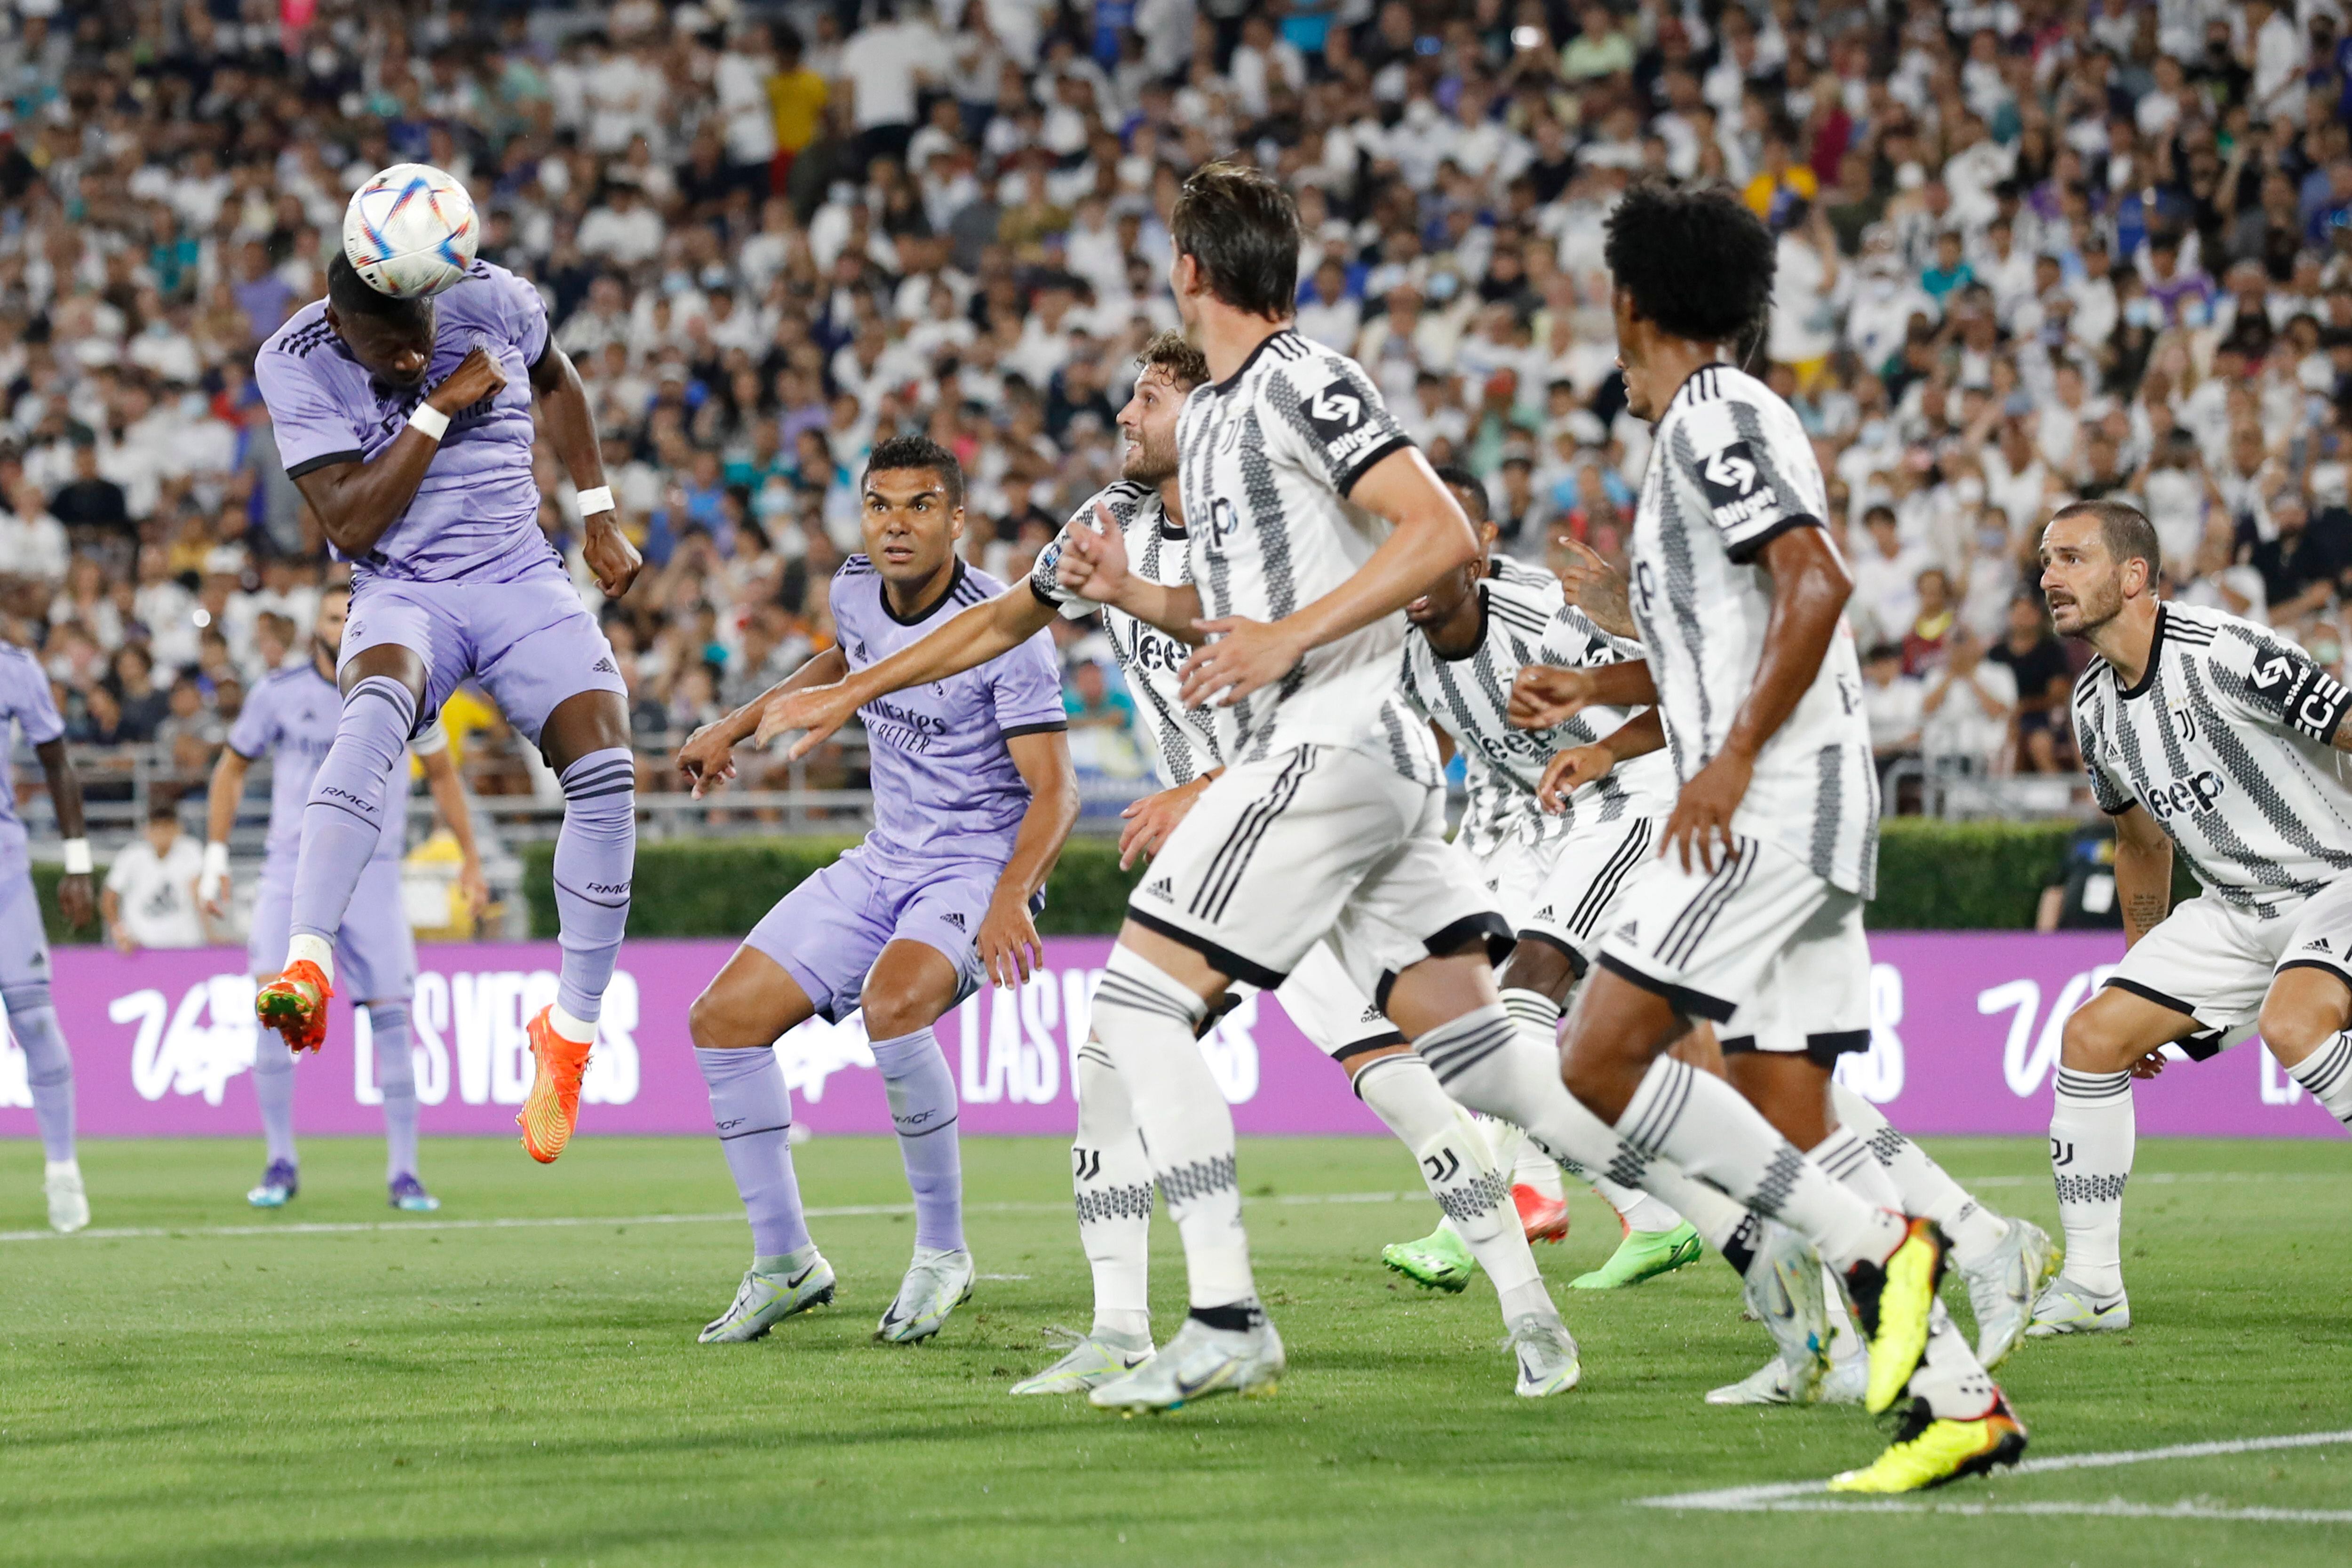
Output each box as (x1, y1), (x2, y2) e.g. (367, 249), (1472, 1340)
(702, 557), (1066, 1274)
(0, 643), (76, 1165)
(252, 260), (632, 1041)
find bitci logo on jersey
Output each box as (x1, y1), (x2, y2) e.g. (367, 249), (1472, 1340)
(1698, 441), (1778, 528)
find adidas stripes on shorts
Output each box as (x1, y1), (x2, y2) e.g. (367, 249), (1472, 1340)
(2103, 870), (2352, 1044)
(1478, 813), (1660, 976)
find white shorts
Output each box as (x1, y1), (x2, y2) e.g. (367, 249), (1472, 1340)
(1270, 941), (1404, 1062)
(1480, 814), (1661, 974)
(1597, 833), (1871, 1066)
(1128, 743), (1510, 1007)
(2104, 876), (2352, 1052)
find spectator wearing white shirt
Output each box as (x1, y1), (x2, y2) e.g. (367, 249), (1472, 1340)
(0, 479), (69, 582)
(102, 799), (212, 952)
(1295, 258), (1363, 353)
(1850, 505), (1938, 648)
(1862, 640), (1926, 775)
(1921, 628), (2019, 775)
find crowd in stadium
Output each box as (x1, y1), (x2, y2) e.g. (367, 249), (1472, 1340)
(5, 0), (2352, 806)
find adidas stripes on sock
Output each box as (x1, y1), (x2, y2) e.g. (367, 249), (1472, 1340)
(2284, 1033), (2352, 1125)
(2050, 1066), (2133, 1297)
(1832, 1082), (2007, 1267)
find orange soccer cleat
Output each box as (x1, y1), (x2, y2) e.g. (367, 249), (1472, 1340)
(254, 960), (334, 1055)
(1513, 1183), (1571, 1244)
(516, 1005), (593, 1163)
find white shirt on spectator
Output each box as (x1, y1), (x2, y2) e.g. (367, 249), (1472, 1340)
(1923, 658), (2017, 769)
(839, 19), (943, 130)
(105, 834), (207, 950)
(1851, 539), (1938, 647)
(1865, 671), (1926, 753)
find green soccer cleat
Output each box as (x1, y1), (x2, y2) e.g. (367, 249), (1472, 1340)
(1568, 1220), (1704, 1289)
(1381, 1226), (1478, 1292)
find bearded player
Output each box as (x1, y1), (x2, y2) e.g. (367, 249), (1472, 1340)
(250, 235), (641, 1165)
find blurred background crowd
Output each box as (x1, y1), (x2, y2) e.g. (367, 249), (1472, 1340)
(8, 0), (2352, 845)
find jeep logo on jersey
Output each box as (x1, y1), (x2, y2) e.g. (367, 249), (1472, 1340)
(1208, 496), (1240, 552)
(2143, 768), (2226, 822)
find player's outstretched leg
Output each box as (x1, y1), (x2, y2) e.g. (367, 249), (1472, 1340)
(1832, 1083), (2053, 1366)
(1085, 946), (1284, 1414)
(867, 1022), (976, 1344)
(1355, 1049), (1577, 1396)
(246, 1032), (301, 1209)
(369, 1002), (435, 1211)
(10, 979), (86, 1233)
(518, 746), (636, 1162)
(1013, 1036), (1156, 1394)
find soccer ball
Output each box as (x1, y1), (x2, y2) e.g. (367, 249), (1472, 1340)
(342, 163), (479, 300)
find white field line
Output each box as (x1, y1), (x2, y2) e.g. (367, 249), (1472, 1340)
(0, 1187), (1422, 1245)
(1633, 1428), (2352, 1518)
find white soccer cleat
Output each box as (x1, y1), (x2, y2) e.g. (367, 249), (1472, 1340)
(699, 1253), (837, 1343)
(1506, 1313), (1581, 1398)
(1963, 1217), (2061, 1367)
(44, 1159), (88, 1234)
(1088, 1315), (1285, 1413)
(1731, 1220), (1828, 1405)
(874, 1246), (975, 1344)
(2025, 1275), (2130, 1337)
(1009, 1328), (1154, 1395)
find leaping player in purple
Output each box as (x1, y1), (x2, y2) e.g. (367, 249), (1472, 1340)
(201, 585), (489, 1212)
(250, 237), (641, 1167)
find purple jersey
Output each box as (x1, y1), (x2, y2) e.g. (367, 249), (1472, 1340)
(229, 662), (430, 866)
(0, 642), (64, 853)
(832, 556), (1066, 875)
(253, 260), (555, 584)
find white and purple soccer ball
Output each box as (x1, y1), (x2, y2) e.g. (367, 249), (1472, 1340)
(341, 163), (479, 300)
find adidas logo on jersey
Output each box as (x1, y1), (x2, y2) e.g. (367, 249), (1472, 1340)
(592, 655), (618, 675)
(2311, 938), (2334, 955)
(1142, 878), (1175, 901)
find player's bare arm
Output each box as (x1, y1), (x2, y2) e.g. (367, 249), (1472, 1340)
(978, 729), (1079, 987)
(1537, 706), (1666, 813)
(1117, 768), (1222, 871)
(1556, 536), (1637, 638)
(199, 745), (250, 917)
(288, 346), (508, 557)
(1058, 500), (1206, 640)
(420, 745), (490, 919)
(2110, 802), (2173, 949)
(35, 738), (91, 929)
(1178, 445), (1479, 708)
(1665, 525), (1850, 874)
(529, 342), (641, 599)
(678, 645), (849, 797)
(761, 588), (1057, 764)
(1508, 659), (1658, 730)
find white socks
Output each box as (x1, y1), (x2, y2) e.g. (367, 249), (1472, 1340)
(1090, 949), (1255, 1313)
(1071, 1037), (1154, 1344)
(286, 933), (334, 985)
(2050, 1066), (2134, 1297)
(1356, 1054), (1553, 1323)
(2284, 1034), (2352, 1125)
(1832, 1082), (2009, 1268)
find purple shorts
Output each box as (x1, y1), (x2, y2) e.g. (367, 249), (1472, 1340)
(744, 848), (1001, 1025)
(249, 853), (417, 1003)
(341, 561), (625, 746)
(0, 845), (54, 998)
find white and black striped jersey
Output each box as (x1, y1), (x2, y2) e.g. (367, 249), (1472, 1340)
(1175, 328), (1441, 787)
(1629, 363), (1879, 897)
(2073, 601), (2352, 919)
(1401, 569), (1676, 858)
(1029, 480), (1222, 788)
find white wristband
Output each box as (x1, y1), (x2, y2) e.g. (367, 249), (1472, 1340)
(203, 842), (230, 881)
(62, 839), (92, 876)
(406, 403), (451, 442)
(575, 485), (615, 517)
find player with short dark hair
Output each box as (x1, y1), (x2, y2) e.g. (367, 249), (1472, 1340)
(2033, 498), (2352, 1334)
(675, 442), (1077, 1347)
(251, 225), (642, 1170)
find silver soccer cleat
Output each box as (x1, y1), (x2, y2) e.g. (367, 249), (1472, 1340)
(2026, 1275), (2130, 1337)
(1962, 1217), (2060, 1367)
(1707, 1341), (1866, 1406)
(44, 1159), (88, 1234)
(874, 1246), (975, 1344)
(1731, 1219), (1829, 1404)
(1506, 1313), (1581, 1398)
(699, 1252), (837, 1343)
(1009, 1327), (1154, 1395)
(1088, 1315), (1286, 1413)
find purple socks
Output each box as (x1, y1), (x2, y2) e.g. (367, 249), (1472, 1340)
(868, 1027), (964, 1253)
(551, 748), (635, 1025)
(697, 1045), (812, 1258)
(8, 983), (75, 1164)
(371, 1001), (420, 1182)
(289, 676), (414, 947)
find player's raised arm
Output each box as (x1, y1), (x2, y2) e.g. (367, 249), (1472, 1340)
(678, 645), (850, 798)
(528, 341), (641, 599)
(1057, 499), (1206, 641)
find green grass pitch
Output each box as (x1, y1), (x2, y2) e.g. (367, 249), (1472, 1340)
(4, 1134), (2348, 1567)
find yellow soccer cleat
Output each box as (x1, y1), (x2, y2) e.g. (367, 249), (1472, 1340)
(516, 1005), (592, 1163)
(1827, 1397), (2027, 1494)
(254, 959), (335, 1055)
(1843, 1216), (1947, 1414)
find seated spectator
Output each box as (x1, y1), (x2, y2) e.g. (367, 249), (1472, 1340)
(107, 645), (169, 743)
(1862, 641), (1925, 776)
(1901, 566), (1959, 676)
(1850, 506), (1934, 648)
(1987, 596), (2074, 773)
(2253, 491), (2347, 623)
(1921, 628), (2018, 774)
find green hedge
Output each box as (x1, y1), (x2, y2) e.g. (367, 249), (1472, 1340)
(511, 819), (2186, 940)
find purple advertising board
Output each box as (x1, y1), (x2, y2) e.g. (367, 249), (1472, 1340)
(0, 933), (2343, 1141)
